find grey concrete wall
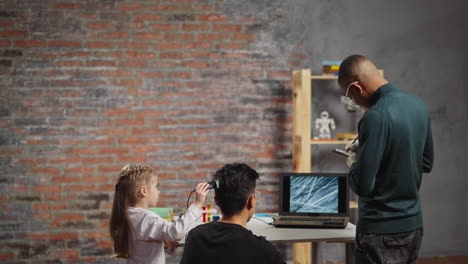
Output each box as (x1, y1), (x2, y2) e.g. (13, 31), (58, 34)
(224, 0), (468, 257)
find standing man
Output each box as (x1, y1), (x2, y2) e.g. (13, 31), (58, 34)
(338, 55), (434, 264)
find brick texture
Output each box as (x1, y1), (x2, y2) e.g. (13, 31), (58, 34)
(0, 0), (308, 263)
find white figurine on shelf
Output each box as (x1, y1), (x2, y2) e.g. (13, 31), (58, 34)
(315, 111), (336, 139)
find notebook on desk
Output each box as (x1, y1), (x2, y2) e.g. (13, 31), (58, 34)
(273, 172), (349, 228)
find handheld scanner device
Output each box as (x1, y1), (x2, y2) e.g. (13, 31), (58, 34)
(332, 148), (349, 157)
(187, 180), (219, 208)
(192, 180), (219, 191)
(208, 180), (219, 189)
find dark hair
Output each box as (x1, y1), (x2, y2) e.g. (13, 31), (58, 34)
(338, 54), (368, 87)
(109, 164), (156, 258)
(213, 163), (259, 217)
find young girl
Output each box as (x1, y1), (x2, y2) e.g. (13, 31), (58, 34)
(109, 164), (209, 264)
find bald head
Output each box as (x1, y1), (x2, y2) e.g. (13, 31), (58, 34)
(338, 55), (385, 90)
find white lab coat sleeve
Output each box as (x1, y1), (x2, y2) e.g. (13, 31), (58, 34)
(129, 205), (202, 242)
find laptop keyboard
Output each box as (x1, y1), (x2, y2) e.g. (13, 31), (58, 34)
(279, 217), (344, 222)
(275, 216), (348, 226)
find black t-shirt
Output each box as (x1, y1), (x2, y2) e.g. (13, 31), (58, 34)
(180, 221), (286, 264)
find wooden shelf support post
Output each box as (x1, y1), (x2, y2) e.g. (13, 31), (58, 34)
(292, 69), (312, 264)
(292, 69), (311, 173)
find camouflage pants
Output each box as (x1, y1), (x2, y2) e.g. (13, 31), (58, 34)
(354, 228), (423, 264)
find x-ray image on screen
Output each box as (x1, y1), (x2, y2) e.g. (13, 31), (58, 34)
(290, 176), (338, 213)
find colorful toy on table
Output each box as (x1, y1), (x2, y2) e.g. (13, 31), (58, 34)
(201, 203), (218, 223)
(207, 203), (211, 222)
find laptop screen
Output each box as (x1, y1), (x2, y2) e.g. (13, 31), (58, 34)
(280, 173), (349, 216)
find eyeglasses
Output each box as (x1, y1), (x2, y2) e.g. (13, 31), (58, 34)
(340, 81), (361, 110)
(254, 190), (261, 205)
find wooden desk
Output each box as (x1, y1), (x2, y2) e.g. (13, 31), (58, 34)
(246, 217), (356, 264)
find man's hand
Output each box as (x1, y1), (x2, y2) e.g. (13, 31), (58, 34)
(346, 151), (356, 168)
(345, 139), (359, 152)
(345, 139), (358, 168)
(164, 241), (179, 254)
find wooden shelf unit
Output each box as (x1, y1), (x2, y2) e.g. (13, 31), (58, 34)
(292, 70), (354, 264)
(293, 70), (344, 172)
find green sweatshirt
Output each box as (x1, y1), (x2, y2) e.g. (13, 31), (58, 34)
(350, 83), (434, 234)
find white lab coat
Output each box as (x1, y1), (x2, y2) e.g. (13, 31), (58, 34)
(127, 205), (201, 264)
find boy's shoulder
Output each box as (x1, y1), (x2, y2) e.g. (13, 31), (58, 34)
(189, 222), (210, 232)
(189, 222), (270, 243)
(189, 221), (249, 235)
(189, 221), (226, 233)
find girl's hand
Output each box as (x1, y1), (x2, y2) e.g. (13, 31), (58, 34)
(164, 241), (179, 254)
(193, 182), (210, 208)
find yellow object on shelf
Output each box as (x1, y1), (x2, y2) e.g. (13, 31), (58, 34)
(336, 133), (358, 141)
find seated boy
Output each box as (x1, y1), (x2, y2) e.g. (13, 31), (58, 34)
(180, 163), (286, 264)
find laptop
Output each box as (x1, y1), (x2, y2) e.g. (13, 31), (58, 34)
(273, 172), (349, 228)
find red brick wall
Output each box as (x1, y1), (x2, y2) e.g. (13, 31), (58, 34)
(0, 0), (307, 262)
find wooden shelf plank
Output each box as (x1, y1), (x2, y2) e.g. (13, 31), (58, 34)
(311, 75), (338, 80)
(310, 140), (350, 145)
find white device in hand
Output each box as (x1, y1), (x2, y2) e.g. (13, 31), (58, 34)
(332, 148), (349, 157)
